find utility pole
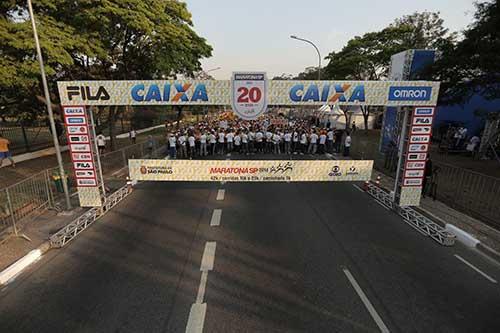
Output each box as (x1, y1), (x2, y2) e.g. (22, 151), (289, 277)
(27, 0), (72, 209)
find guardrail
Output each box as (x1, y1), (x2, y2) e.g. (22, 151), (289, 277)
(50, 185), (131, 248)
(365, 182), (456, 246)
(1, 138), (166, 238)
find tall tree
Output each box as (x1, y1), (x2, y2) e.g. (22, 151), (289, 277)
(0, 0), (212, 148)
(323, 11), (455, 130)
(427, 1), (500, 104)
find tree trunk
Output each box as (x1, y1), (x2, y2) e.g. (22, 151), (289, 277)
(176, 106), (183, 129)
(361, 106), (370, 131)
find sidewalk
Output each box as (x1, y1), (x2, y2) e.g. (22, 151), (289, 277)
(0, 127), (165, 188)
(330, 152), (500, 253)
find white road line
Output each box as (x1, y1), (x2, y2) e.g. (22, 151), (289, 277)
(375, 201), (390, 211)
(210, 209), (222, 227)
(196, 271), (209, 303)
(201, 242), (217, 271)
(353, 184), (365, 193)
(455, 254), (498, 284)
(343, 268), (390, 333)
(185, 303), (207, 333)
(216, 189), (225, 201)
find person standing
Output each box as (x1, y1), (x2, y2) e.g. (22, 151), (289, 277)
(226, 130), (234, 153)
(300, 131), (307, 155)
(327, 129), (334, 153)
(234, 131), (241, 154)
(178, 132), (187, 158)
(200, 132), (208, 157)
(334, 129), (342, 153)
(422, 154), (433, 198)
(96, 133), (106, 154)
(209, 131), (217, 156)
(284, 131), (292, 154)
(248, 129), (255, 154)
(241, 131), (249, 155)
(343, 131), (352, 157)
(292, 129), (299, 154)
(319, 131), (327, 154)
(130, 129), (137, 144)
(0, 133), (15, 167)
(255, 130), (264, 153)
(308, 130), (318, 154)
(188, 134), (196, 159)
(217, 130), (225, 155)
(272, 132), (281, 154)
(168, 133), (177, 159)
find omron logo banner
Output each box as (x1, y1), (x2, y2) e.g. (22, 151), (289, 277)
(388, 86), (432, 101)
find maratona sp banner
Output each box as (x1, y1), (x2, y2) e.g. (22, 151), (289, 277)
(129, 160), (374, 182)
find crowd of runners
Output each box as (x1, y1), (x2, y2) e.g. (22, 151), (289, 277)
(166, 116), (352, 159)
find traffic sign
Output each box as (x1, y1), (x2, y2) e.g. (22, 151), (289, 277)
(231, 72), (268, 120)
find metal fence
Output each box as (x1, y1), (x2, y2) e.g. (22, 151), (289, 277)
(433, 162), (500, 228)
(0, 138), (166, 237)
(350, 136), (500, 229)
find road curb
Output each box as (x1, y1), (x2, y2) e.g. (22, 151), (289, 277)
(0, 241), (51, 286)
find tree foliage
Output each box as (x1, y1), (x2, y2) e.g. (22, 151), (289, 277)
(323, 11), (455, 81)
(427, 1), (500, 104)
(0, 0), (212, 124)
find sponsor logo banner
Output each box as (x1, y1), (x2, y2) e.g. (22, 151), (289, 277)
(77, 178), (97, 187)
(410, 135), (430, 143)
(68, 135), (90, 143)
(407, 153), (428, 161)
(75, 170), (96, 178)
(404, 169), (425, 178)
(408, 144), (429, 152)
(64, 116), (87, 125)
(414, 107), (435, 116)
(413, 116), (433, 126)
(67, 126), (88, 134)
(403, 178), (423, 186)
(74, 161), (94, 170)
(63, 106), (86, 115)
(388, 86), (433, 101)
(57, 80), (440, 106)
(411, 126), (432, 135)
(129, 160), (373, 182)
(231, 72), (268, 120)
(70, 144), (91, 152)
(72, 153), (93, 161)
(406, 161), (426, 169)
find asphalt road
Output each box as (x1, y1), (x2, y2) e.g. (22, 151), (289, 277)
(1, 153), (500, 332)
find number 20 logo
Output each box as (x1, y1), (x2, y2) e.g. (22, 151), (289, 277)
(237, 87), (262, 103)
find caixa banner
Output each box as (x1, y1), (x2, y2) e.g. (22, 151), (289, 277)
(57, 79), (440, 107)
(129, 160), (373, 182)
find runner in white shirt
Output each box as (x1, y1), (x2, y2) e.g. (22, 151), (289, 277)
(178, 134), (187, 158)
(300, 132), (307, 154)
(248, 130), (255, 154)
(96, 133), (106, 154)
(209, 132), (217, 155)
(199, 133), (207, 157)
(234, 133), (241, 153)
(217, 131), (225, 154)
(226, 131), (234, 153)
(292, 130), (299, 154)
(308, 131), (318, 154)
(265, 131), (273, 153)
(319, 132), (327, 154)
(168, 133), (177, 159)
(272, 132), (281, 154)
(284, 131), (292, 154)
(241, 132), (249, 154)
(188, 135), (196, 159)
(255, 131), (264, 153)
(327, 129), (334, 153)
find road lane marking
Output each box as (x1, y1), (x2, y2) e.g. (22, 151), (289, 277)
(196, 271), (209, 303)
(353, 184), (365, 193)
(454, 254), (498, 284)
(216, 189), (225, 201)
(210, 209), (222, 227)
(186, 242), (217, 333)
(201, 242), (217, 271)
(185, 303), (207, 333)
(343, 268), (390, 333)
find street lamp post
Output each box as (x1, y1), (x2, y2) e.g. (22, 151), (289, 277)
(27, 0), (72, 210)
(290, 35), (322, 80)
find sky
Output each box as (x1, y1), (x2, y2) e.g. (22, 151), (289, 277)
(186, 0), (477, 80)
